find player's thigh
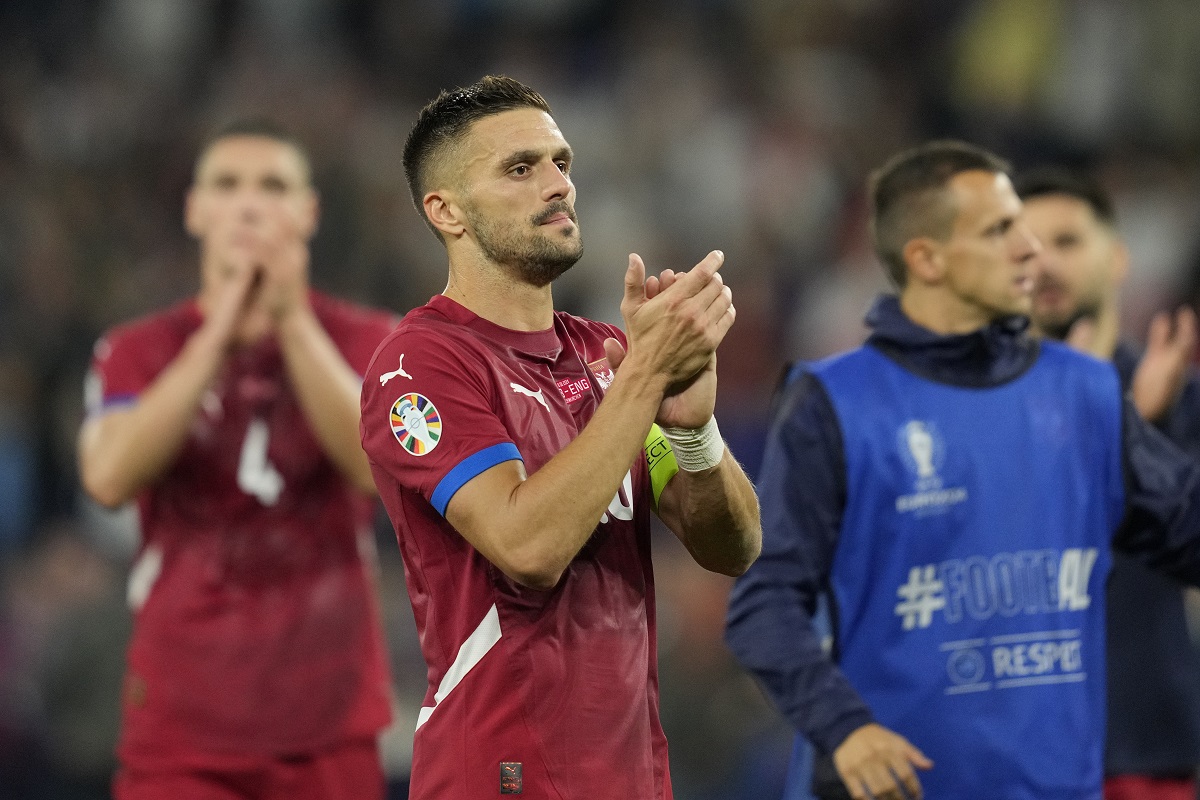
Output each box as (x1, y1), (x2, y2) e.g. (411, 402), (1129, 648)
(268, 738), (384, 800)
(113, 765), (256, 800)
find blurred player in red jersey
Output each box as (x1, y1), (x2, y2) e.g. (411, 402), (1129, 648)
(78, 119), (396, 800)
(359, 76), (762, 799)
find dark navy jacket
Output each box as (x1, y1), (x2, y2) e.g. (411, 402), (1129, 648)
(726, 296), (1200, 792)
(1105, 342), (1200, 776)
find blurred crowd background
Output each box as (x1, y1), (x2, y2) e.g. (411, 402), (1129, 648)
(5, 1), (1200, 798)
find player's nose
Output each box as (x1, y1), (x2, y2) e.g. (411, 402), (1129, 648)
(1011, 221), (1041, 264)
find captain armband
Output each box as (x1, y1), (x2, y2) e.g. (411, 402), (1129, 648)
(644, 424), (679, 509)
(660, 417), (725, 473)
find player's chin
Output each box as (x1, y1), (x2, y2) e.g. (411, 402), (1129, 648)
(1006, 296), (1034, 318)
(540, 233), (583, 263)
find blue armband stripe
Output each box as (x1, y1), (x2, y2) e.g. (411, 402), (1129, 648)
(431, 442), (523, 516)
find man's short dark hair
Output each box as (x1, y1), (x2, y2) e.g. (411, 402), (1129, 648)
(403, 75), (553, 239)
(1013, 167), (1116, 227)
(869, 140), (1011, 287)
(195, 117), (312, 183)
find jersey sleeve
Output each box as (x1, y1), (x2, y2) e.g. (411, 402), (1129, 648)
(1113, 396), (1200, 584)
(84, 330), (160, 417)
(724, 368), (875, 756)
(360, 326), (521, 516)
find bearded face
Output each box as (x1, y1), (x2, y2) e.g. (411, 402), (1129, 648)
(465, 198), (583, 287)
(1022, 194), (1119, 341)
(1031, 274), (1103, 340)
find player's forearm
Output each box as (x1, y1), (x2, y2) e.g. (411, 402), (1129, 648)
(78, 328), (227, 507)
(276, 308), (377, 494)
(455, 361), (666, 590)
(663, 453), (761, 575)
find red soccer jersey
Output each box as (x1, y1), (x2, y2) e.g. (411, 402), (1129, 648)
(87, 291), (396, 769)
(360, 295), (673, 800)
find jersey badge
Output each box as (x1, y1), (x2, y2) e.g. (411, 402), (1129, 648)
(500, 762), (522, 794)
(390, 393), (441, 456)
(379, 354), (414, 386)
(510, 382), (549, 410)
(586, 357), (615, 390)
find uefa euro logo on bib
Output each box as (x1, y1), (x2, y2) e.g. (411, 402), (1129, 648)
(894, 419), (968, 515)
(390, 393), (442, 456)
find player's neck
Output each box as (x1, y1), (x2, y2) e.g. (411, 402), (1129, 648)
(1030, 300), (1120, 360)
(443, 260), (555, 332)
(900, 286), (992, 336)
(1083, 303), (1121, 360)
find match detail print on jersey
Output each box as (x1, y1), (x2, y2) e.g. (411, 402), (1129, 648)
(390, 392), (442, 456)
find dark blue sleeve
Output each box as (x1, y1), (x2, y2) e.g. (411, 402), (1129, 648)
(724, 369), (874, 756)
(1113, 395), (1200, 583)
(1162, 373), (1200, 461)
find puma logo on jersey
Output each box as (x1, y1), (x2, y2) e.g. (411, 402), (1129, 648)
(380, 355), (413, 386)
(510, 382), (549, 410)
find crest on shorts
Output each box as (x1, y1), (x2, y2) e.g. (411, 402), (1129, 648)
(390, 393), (441, 456)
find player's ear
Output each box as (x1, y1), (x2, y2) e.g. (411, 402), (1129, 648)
(298, 188), (319, 239)
(1110, 238), (1130, 287)
(184, 186), (204, 238)
(902, 237), (944, 285)
(425, 190), (466, 240)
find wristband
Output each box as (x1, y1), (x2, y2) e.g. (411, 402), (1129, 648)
(660, 417), (724, 472)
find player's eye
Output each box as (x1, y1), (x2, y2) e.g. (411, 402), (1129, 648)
(988, 218), (1013, 237)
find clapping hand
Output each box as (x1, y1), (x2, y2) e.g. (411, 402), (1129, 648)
(1131, 306), (1197, 423)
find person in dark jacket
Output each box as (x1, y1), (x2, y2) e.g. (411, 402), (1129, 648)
(1017, 167), (1200, 800)
(726, 140), (1200, 800)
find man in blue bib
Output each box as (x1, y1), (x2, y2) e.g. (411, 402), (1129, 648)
(726, 141), (1200, 800)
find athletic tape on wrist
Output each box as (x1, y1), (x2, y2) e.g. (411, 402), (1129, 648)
(660, 417), (724, 472)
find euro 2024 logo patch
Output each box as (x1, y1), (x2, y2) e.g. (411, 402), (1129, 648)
(390, 393), (441, 456)
(898, 420), (944, 490)
(895, 420), (968, 515)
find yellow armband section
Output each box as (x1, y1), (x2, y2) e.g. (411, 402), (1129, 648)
(645, 424), (680, 510)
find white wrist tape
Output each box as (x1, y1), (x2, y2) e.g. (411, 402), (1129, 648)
(660, 417), (725, 472)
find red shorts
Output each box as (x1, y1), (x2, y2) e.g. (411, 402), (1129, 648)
(1104, 774), (1196, 800)
(113, 737), (384, 800)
